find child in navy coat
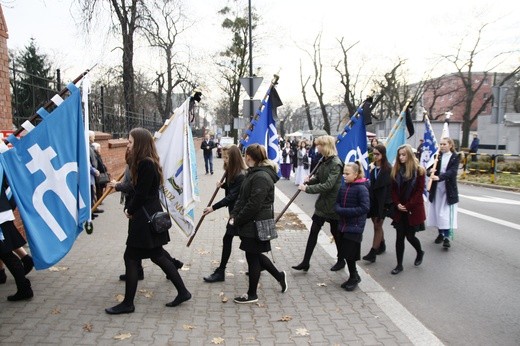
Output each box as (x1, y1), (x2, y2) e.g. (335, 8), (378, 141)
(334, 161), (370, 291)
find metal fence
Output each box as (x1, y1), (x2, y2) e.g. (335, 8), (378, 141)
(9, 66), (163, 137)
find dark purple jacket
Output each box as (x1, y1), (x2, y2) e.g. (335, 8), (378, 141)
(334, 178), (370, 234)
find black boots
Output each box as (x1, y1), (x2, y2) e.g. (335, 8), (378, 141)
(330, 259), (346, 271)
(362, 248), (377, 263)
(203, 268), (225, 283)
(341, 274), (361, 291)
(414, 251), (425, 266)
(7, 278), (33, 301)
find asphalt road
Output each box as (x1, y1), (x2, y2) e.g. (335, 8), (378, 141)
(276, 177), (520, 345)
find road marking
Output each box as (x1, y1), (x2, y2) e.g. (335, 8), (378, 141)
(275, 187), (444, 346)
(460, 194), (520, 205)
(459, 208), (520, 230)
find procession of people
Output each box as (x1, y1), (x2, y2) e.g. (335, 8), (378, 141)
(0, 131), (461, 311)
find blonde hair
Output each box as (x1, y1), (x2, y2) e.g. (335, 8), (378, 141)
(391, 144), (425, 180)
(441, 137), (456, 153)
(345, 161), (365, 179)
(315, 135), (337, 157)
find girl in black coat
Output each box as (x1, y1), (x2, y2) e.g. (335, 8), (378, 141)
(230, 144), (287, 304)
(202, 145), (247, 282)
(105, 128), (190, 315)
(363, 144), (392, 262)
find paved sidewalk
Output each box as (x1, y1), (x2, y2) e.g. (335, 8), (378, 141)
(0, 148), (440, 345)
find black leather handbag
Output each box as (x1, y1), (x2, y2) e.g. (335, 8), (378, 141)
(142, 192), (172, 234)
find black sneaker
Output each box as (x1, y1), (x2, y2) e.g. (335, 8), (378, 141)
(233, 294), (258, 304)
(434, 234), (444, 244)
(443, 238), (451, 248)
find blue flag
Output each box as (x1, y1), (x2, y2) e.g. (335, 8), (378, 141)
(420, 114), (439, 169)
(336, 113), (369, 176)
(385, 114), (406, 164)
(0, 83), (90, 269)
(240, 87), (282, 163)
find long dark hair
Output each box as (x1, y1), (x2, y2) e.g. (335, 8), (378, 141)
(224, 144), (246, 183)
(374, 144), (391, 172)
(129, 128), (164, 186)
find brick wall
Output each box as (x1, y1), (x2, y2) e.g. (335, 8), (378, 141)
(0, 5), (12, 130)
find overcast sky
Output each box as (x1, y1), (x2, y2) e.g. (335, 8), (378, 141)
(3, 0), (519, 109)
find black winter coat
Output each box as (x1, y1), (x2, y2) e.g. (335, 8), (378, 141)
(428, 152), (460, 205)
(367, 165), (392, 219)
(125, 159), (170, 249)
(231, 165), (279, 239)
(212, 173), (245, 213)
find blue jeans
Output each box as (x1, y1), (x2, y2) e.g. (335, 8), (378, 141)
(204, 154), (213, 173)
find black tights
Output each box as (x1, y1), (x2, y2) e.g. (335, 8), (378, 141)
(218, 234), (235, 271)
(395, 228), (422, 266)
(246, 252), (282, 298)
(301, 216), (340, 265)
(0, 251), (29, 291)
(123, 247), (188, 306)
(346, 260), (358, 277)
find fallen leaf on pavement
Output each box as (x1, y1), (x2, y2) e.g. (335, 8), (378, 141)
(317, 282), (327, 287)
(197, 249), (209, 255)
(211, 337), (225, 344)
(115, 294), (125, 302)
(279, 315), (293, 322)
(180, 266), (190, 271)
(183, 324), (196, 330)
(83, 323), (93, 332)
(222, 296), (228, 303)
(138, 289), (153, 298)
(295, 328), (309, 336)
(51, 307), (61, 314)
(49, 266), (69, 272)
(113, 333), (132, 340)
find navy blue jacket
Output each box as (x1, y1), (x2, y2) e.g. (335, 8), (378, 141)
(428, 152), (460, 205)
(334, 179), (370, 234)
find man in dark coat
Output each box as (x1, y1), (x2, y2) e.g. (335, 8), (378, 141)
(201, 134), (216, 174)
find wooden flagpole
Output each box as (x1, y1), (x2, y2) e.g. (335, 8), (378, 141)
(186, 172), (227, 247)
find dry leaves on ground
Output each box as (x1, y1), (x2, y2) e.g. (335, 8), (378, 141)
(51, 307), (61, 314)
(48, 266), (69, 272)
(279, 315), (293, 322)
(275, 212), (307, 230)
(113, 333), (132, 340)
(295, 328), (309, 336)
(183, 324), (196, 330)
(211, 337), (225, 344)
(115, 294), (125, 302)
(83, 323), (93, 332)
(317, 282), (327, 287)
(138, 289), (153, 298)
(197, 249), (209, 255)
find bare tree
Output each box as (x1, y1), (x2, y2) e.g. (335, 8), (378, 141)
(443, 23), (520, 146)
(422, 76), (465, 120)
(79, 0), (149, 118)
(306, 34), (331, 134)
(334, 38), (361, 117)
(141, 0), (195, 120)
(299, 60), (313, 131)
